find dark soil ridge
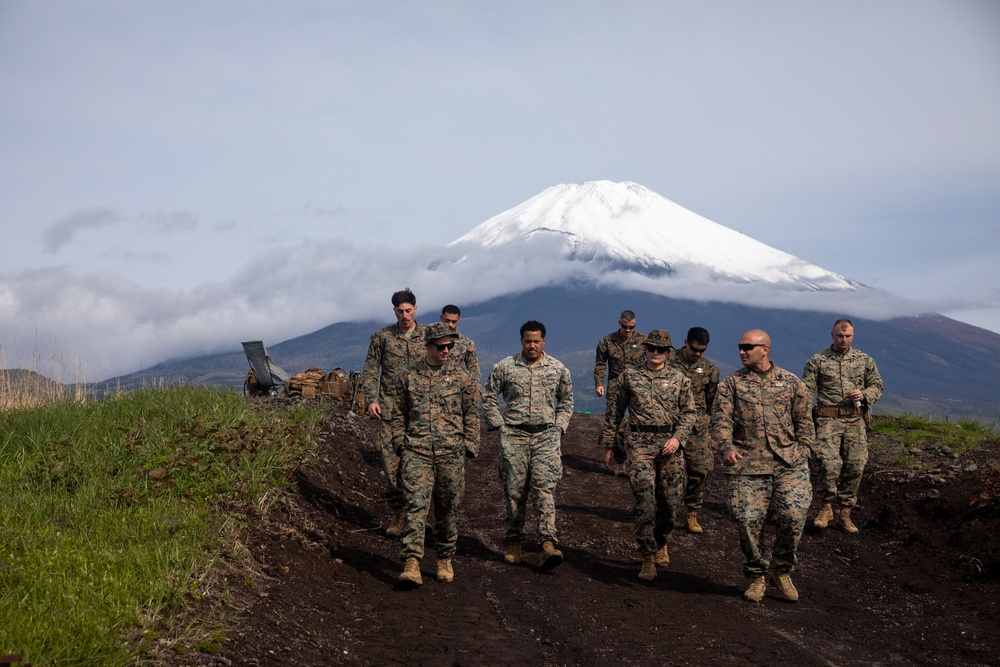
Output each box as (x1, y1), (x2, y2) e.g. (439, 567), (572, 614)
(203, 407), (999, 666)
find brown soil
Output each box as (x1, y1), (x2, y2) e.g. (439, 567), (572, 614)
(210, 408), (1000, 666)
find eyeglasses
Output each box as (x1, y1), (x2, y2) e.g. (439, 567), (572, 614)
(688, 346), (707, 354)
(434, 342), (456, 351)
(737, 343), (765, 352)
(619, 324), (636, 330)
(645, 345), (669, 354)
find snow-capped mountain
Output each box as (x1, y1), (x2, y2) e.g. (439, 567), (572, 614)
(109, 178), (1000, 420)
(444, 180), (860, 292)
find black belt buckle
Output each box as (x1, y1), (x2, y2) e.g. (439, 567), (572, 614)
(511, 423), (551, 434)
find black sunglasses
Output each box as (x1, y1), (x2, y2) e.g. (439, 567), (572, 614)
(434, 342), (456, 351)
(688, 346), (707, 354)
(738, 343), (765, 352)
(620, 324), (636, 330)
(645, 345), (669, 354)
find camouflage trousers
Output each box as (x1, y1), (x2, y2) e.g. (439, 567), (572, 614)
(726, 463), (811, 577)
(682, 420), (713, 511)
(813, 416), (868, 508)
(626, 433), (686, 556)
(498, 427), (562, 546)
(399, 440), (466, 560)
(599, 379), (627, 463)
(376, 416), (405, 510)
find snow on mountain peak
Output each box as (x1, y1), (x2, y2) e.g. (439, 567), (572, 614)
(446, 180), (858, 291)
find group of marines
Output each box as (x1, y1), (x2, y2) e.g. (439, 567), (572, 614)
(363, 291), (883, 602)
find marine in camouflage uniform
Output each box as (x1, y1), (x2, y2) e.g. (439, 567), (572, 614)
(483, 320), (574, 571)
(440, 304), (481, 387)
(802, 318), (883, 533)
(594, 310), (648, 471)
(711, 329), (815, 602)
(452, 332), (480, 386)
(361, 289), (429, 535)
(667, 327), (720, 534)
(392, 323), (480, 588)
(606, 330), (697, 580)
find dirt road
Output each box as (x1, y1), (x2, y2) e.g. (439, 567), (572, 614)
(215, 410), (999, 666)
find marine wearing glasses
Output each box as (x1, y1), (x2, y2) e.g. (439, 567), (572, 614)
(393, 322), (480, 589)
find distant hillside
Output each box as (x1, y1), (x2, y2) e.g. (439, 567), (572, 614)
(1, 368), (78, 408)
(1, 368), (63, 389)
(100, 286), (1000, 423)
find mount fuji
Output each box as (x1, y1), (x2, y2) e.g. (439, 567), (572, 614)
(104, 180), (1000, 423)
(439, 180), (861, 292)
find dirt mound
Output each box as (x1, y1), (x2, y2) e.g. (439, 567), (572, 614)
(214, 409), (1000, 666)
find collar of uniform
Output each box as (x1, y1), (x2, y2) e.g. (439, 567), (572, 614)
(515, 352), (548, 367)
(393, 322), (425, 336)
(826, 345), (855, 359)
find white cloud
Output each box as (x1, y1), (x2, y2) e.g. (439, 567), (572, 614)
(0, 235), (944, 381)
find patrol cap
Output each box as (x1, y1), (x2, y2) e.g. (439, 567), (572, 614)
(643, 329), (673, 348)
(424, 322), (460, 342)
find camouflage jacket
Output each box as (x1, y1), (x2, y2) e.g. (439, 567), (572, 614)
(594, 330), (648, 391)
(710, 364), (815, 475)
(361, 322), (429, 411)
(483, 353), (574, 433)
(607, 364), (697, 447)
(667, 350), (720, 429)
(391, 359), (480, 457)
(448, 332), (481, 387)
(802, 346), (883, 411)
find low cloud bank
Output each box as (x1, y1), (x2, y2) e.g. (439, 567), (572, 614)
(0, 237), (960, 380)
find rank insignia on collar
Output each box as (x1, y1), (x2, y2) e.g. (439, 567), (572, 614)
(774, 381), (784, 387)
(694, 368), (704, 374)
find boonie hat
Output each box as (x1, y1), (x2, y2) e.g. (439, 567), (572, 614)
(425, 322), (460, 342)
(644, 329), (673, 348)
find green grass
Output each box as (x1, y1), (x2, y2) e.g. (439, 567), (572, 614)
(0, 386), (329, 666)
(870, 414), (998, 456)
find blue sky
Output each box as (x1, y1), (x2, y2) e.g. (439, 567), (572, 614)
(1, 1), (998, 378)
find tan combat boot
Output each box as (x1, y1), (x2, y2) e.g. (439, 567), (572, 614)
(397, 556), (422, 589)
(437, 558), (454, 583)
(743, 575), (766, 602)
(614, 461), (627, 477)
(838, 508), (859, 534)
(812, 503), (834, 529)
(540, 540), (564, 571)
(386, 508), (405, 538)
(503, 540), (522, 565)
(769, 570), (799, 601)
(654, 544), (669, 567)
(638, 555), (656, 581)
(685, 510), (703, 534)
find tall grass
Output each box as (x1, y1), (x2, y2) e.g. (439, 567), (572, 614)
(0, 346), (91, 410)
(0, 386), (329, 666)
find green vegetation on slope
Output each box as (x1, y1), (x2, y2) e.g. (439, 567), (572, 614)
(0, 387), (329, 666)
(870, 413), (998, 457)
